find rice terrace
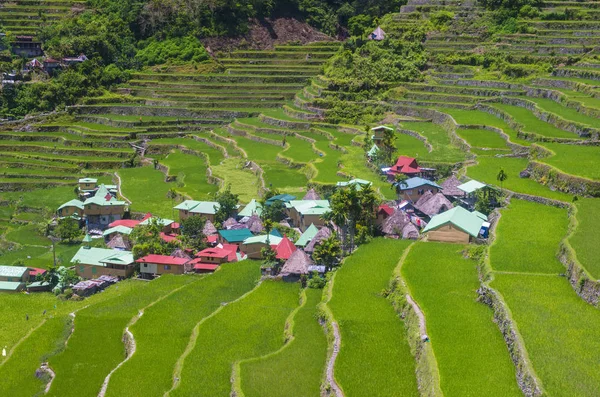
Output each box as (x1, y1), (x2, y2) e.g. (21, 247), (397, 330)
(1, 0), (600, 395)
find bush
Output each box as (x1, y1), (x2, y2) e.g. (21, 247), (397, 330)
(430, 11), (455, 29)
(135, 36), (210, 66)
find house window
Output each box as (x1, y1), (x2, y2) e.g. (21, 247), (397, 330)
(7, 277), (11, 282)
(79, 266), (84, 273)
(143, 264), (148, 267)
(164, 265), (171, 270)
(92, 267), (97, 274)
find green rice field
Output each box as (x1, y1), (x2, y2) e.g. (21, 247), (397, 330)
(570, 198), (600, 278)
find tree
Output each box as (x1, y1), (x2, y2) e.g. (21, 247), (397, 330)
(214, 184), (239, 226)
(380, 127), (397, 164)
(263, 218), (275, 245)
(391, 173), (409, 202)
(180, 215), (206, 251)
(474, 188), (494, 215)
(313, 235), (342, 271)
(55, 217), (81, 243)
(130, 217), (179, 258)
(497, 168), (508, 192)
(261, 199), (286, 223)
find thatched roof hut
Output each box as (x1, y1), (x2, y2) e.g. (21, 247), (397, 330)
(106, 234), (131, 250)
(441, 175), (465, 198)
(304, 227), (332, 253)
(280, 249), (313, 277)
(402, 223), (419, 240)
(415, 193), (453, 217)
(246, 215), (264, 234)
(223, 217), (239, 229)
(381, 210), (411, 236)
(303, 188), (321, 201)
(170, 248), (192, 260)
(203, 219), (217, 236)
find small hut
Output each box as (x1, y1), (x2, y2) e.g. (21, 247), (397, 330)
(402, 223), (420, 240)
(170, 248), (192, 261)
(280, 249), (313, 282)
(203, 219), (218, 236)
(304, 227), (332, 254)
(303, 188), (321, 201)
(246, 215), (264, 234)
(370, 26), (386, 41)
(415, 193), (453, 218)
(106, 234), (131, 251)
(441, 175), (465, 199)
(381, 210), (411, 236)
(222, 217), (240, 230)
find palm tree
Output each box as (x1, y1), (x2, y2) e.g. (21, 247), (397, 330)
(391, 174), (409, 202)
(497, 168), (508, 192)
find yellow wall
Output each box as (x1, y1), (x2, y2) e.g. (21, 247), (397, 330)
(427, 224), (470, 244)
(58, 206), (81, 218)
(75, 264), (135, 279)
(84, 204), (125, 216)
(402, 187), (440, 202)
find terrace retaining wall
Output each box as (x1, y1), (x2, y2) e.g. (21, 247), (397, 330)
(528, 161), (600, 197)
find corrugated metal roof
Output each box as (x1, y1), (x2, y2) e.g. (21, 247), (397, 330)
(173, 200), (220, 214)
(219, 228), (254, 243)
(71, 247), (133, 267)
(400, 177), (441, 190)
(0, 281), (24, 291)
(458, 180), (486, 194)
(0, 265), (28, 278)
(238, 199), (263, 217)
(295, 224), (319, 247)
(58, 199), (84, 211)
(423, 206), (485, 238)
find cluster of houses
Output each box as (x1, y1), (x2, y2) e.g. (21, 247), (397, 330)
(2, 49), (88, 85)
(0, 265), (47, 293)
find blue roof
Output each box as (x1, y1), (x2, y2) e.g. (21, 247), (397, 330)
(270, 228), (282, 238)
(218, 229), (254, 243)
(399, 177), (441, 190)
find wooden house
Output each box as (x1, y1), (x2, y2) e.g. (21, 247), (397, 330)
(0, 265), (29, 283)
(395, 177), (442, 202)
(370, 26), (386, 41)
(387, 156), (422, 178)
(371, 125), (393, 143)
(441, 175), (465, 199)
(78, 177), (97, 192)
(414, 192), (453, 221)
(136, 254), (191, 278)
(375, 204), (394, 227)
(238, 199), (263, 218)
(287, 200), (331, 231)
(71, 247), (135, 279)
(57, 199), (84, 219)
(423, 206), (485, 243)
(0, 281), (25, 293)
(381, 210), (419, 239)
(275, 236), (297, 261)
(303, 188), (321, 200)
(241, 234), (283, 259)
(82, 184), (126, 227)
(174, 200), (220, 222)
(295, 224), (319, 248)
(218, 229), (254, 246)
(304, 227), (332, 254)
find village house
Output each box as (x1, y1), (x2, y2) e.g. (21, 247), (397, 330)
(275, 236), (297, 261)
(370, 26), (386, 41)
(139, 216), (177, 234)
(336, 178), (372, 189)
(375, 204), (394, 227)
(287, 200), (331, 231)
(43, 58), (61, 75)
(423, 206), (486, 243)
(395, 177), (442, 202)
(371, 125), (393, 143)
(11, 36), (43, 57)
(137, 254), (191, 278)
(303, 188), (321, 200)
(381, 210), (419, 239)
(304, 226), (332, 254)
(174, 200), (220, 222)
(102, 225), (132, 241)
(241, 233), (283, 259)
(71, 247), (135, 279)
(78, 177), (98, 193)
(280, 249), (313, 282)
(83, 184), (127, 227)
(238, 199), (263, 218)
(0, 265), (29, 283)
(190, 244), (243, 273)
(218, 229), (254, 246)
(441, 175), (466, 200)
(387, 156), (422, 178)
(414, 192), (454, 221)
(295, 223), (319, 248)
(57, 199), (84, 219)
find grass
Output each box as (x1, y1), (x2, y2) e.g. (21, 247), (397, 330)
(0, 315), (72, 396)
(118, 166), (177, 218)
(399, 121), (467, 163)
(211, 158), (260, 203)
(466, 156), (573, 201)
(491, 199), (568, 274)
(570, 198), (600, 279)
(402, 242), (521, 396)
(0, 246), (54, 267)
(171, 281), (299, 397)
(492, 273), (600, 396)
(536, 142), (600, 181)
(104, 261), (261, 396)
(48, 275), (196, 397)
(328, 238), (419, 397)
(0, 186), (80, 211)
(152, 137), (225, 165)
(438, 108), (530, 146)
(493, 104), (579, 139)
(5, 224), (51, 246)
(456, 128), (509, 149)
(312, 140), (343, 184)
(239, 288), (327, 397)
(395, 132), (433, 160)
(339, 145), (396, 200)
(160, 151), (219, 200)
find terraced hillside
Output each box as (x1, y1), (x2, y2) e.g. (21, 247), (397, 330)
(0, 0), (84, 37)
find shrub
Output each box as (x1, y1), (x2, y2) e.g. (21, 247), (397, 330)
(135, 36), (210, 66)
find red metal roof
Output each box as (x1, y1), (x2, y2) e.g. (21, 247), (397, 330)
(205, 235), (218, 244)
(275, 236), (297, 260)
(28, 268), (46, 277)
(171, 222), (180, 229)
(136, 255), (189, 265)
(192, 262), (219, 271)
(160, 233), (178, 243)
(197, 247), (231, 259)
(109, 219), (140, 228)
(388, 156), (421, 175)
(378, 204), (394, 216)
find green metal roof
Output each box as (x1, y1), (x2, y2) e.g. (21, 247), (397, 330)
(266, 194), (296, 205)
(423, 206), (485, 238)
(82, 234), (93, 243)
(289, 200), (331, 215)
(102, 225), (132, 236)
(367, 144), (379, 157)
(336, 178), (372, 188)
(71, 247), (133, 267)
(218, 228), (254, 243)
(242, 234), (283, 245)
(457, 180), (486, 194)
(83, 184), (126, 207)
(173, 200), (220, 214)
(371, 125), (393, 131)
(238, 199), (263, 217)
(0, 265), (28, 278)
(472, 211), (489, 221)
(139, 217), (174, 227)
(295, 224), (319, 247)
(399, 177), (442, 190)
(0, 281), (23, 291)
(58, 199), (84, 211)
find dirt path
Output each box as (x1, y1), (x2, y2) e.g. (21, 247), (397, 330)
(39, 363), (56, 393)
(113, 172), (132, 204)
(326, 322), (343, 397)
(405, 295), (427, 337)
(0, 319), (47, 367)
